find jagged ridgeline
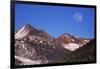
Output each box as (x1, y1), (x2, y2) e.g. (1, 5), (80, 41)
(15, 24), (95, 65)
(15, 24), (70, 65)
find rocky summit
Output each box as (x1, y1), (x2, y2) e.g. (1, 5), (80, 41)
(15, 24), (95, 65)
(56, 33), (91, 51)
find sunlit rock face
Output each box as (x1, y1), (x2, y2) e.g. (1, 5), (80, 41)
(15, 24), (33, 39)
(56, 33), (91, 51)
(15, 24), (52, 40)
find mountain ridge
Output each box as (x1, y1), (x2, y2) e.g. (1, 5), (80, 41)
(15, 24), (94, 65)
(15, 24), (92, 51)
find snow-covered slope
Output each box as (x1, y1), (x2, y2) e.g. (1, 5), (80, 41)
(63, 43), (80, 51)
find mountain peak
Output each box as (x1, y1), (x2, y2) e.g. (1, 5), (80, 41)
(59, 33), (75, 40)
(25, 24), (32, 27)
(62, 33), (72, 37)
(23, 24), (33, 30)
(15, 24), (33, 39)
(15, 24), (51, 40)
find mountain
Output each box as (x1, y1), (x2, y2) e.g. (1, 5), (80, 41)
(57, 39), (96, 63)
(56, 33), (91, 51)
(15, 24), (52, 40)
(15, 24), (70, 65)
(15, 24), (95, 65)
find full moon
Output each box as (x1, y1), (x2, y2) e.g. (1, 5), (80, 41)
(73, 12), (83, 23)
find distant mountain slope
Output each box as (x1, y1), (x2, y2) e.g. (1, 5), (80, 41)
(56, 33), (91, 51)
(57, 40), (96, 63)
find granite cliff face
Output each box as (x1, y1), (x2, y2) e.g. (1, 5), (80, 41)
(15, 24), (95, 65)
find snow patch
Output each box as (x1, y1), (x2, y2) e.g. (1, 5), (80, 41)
(15, 56), (42, 65)
(62, 43), (80, 51)
(84, 40), (90, 43)
(15, 26), (30, 39)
